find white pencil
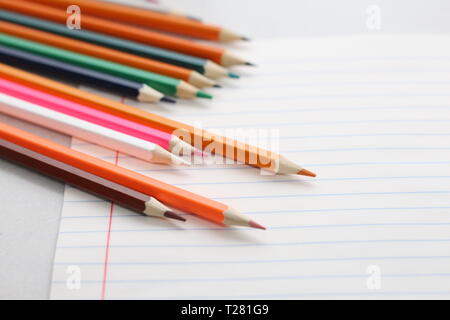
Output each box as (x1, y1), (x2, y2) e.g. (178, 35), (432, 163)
(0, 92), (190, 166)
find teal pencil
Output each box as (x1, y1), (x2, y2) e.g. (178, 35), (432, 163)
(0, 9), (237, 79)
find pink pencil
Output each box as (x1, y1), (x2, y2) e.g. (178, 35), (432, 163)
(0, 78), (197, 156)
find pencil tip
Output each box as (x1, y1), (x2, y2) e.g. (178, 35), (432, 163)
(161, 96), (176, 103)
(193, 149), (209, 157)
(213, 84), (222, 88)
(196, 91), (213, 99)
(245, 62), (257, 67)
(298, 168), (316, 177)
(248, 220), (266, 230)
(164, 211), (186, 222)
(241, 36), (251, 41)
(228, 72), (240, 79)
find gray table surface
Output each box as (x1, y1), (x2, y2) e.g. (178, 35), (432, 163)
(1, 0), (449, 299)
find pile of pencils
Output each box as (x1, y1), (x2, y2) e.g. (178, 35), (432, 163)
(0, 0), (316, 229)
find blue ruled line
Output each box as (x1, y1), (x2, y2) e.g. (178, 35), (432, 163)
(129, 290), (450, 299)
(62, 175), (450, 189)
(53, 255), (450, 266)
(167, 105), (450, 118)
(50, 272), (450, 285)
(63, 190), (450, 204)
(56, 235), (450, 249)
(60, 205), (450, 220)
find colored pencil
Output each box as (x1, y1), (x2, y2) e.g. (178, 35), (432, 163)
(0, 45), (172, 103)
(33, 0), (245, 42)
(0, 93), (190, 166)
(0, 139), (185, 221)
(0, 33), (212, 99)
(103, 0), (202, 22)
(0, 9), (233, 79)
(0, 77), (196, 156)
(0, 20), (216, 88)
(0, 1), (251, 67)
(0, 63), (316, 176)
(0, 122), (265, 229)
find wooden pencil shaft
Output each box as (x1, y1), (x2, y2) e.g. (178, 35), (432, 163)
(0, 122), (227, 221)
(0, 138), (148, 213)
(0, 1), (227, 64)
(0, 19), (207, 85)
(0, 63), (280, 170)
(102, 0), (202, 21)
(33, 0), (225, 41)
(0, 9), (211, 74)
(0, 32), (181, 96)
(0, 93), (171, 164)
(0, 44), (142, 98)
(0, 77), (173, 150)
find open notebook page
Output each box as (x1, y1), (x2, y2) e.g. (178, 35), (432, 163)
(50, 35), (450, 299)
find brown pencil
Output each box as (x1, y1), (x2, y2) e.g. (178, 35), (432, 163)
(0, 138), (185, 222)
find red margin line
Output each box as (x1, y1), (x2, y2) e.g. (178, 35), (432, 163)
(100, 96), (125, 300)
(100, 150), (119, 300)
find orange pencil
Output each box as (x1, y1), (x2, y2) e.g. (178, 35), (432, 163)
(0, 20), (216, 88)
(0, 63), (316, 177)
(0, 122), (265, 229)
(32, 0), (246, 42)
(0, 0), (251, 67)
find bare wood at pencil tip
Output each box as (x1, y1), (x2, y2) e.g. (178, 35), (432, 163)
(0, 122), (265, 229)
(0, 0), (253, 67)
(0, 63), (314, 176)
(0, 139), (186, 222)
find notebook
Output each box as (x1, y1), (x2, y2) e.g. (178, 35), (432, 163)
(49, 35), (450, 299)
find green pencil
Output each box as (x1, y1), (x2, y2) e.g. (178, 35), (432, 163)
(0, 33), (212, 99)
(0, 9), (236, 79)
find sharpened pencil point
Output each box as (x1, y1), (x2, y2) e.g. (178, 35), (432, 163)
(213, 84), (222, 88)
(228, 72), (240, 79)
(164, 211), (186, 222)
(193, 149), (209, 157)
(245, 62), (257, 67)
(249, 220), (266, 230)
(161, 96), (176, 103)
(241, 36), (251, 41)
(298, 168), (316, 177)
(196, 91), (213, 99)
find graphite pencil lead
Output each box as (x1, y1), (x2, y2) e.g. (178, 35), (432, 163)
(144, 197), (182, 219)
(245, 62), (257, 67)
(161, 96), (177, 103)
(241, 36), (251, 41)
(164, 211), (186, 222)
(213, 84), (222, 88)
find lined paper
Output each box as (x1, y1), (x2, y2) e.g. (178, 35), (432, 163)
(50, 35), (450, 299)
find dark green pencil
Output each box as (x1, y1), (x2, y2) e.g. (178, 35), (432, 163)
(0, 9), (237, 79)
(0, 33), (212, 99)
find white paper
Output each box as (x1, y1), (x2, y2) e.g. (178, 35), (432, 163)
(50, 35), (450, 299)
